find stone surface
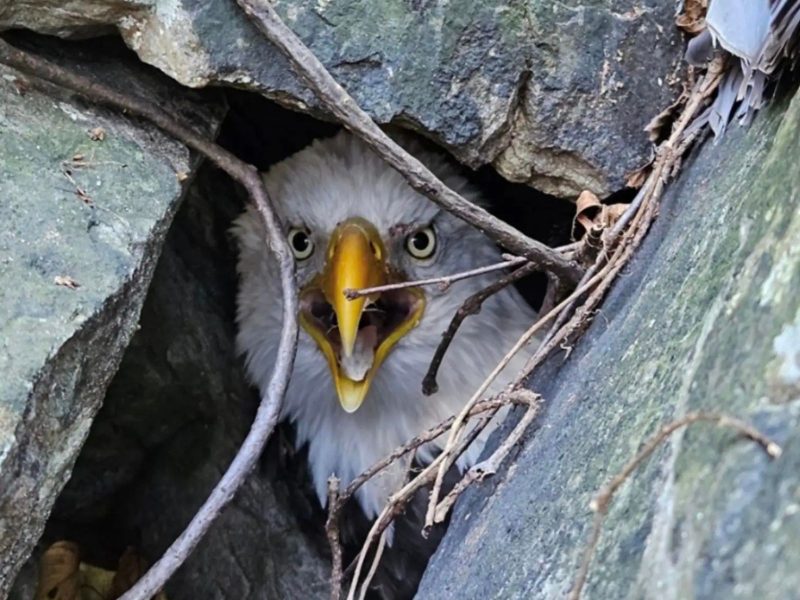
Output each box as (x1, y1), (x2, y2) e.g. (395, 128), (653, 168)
(417, 86), (800, 598)
(0, 38), (223, 597)
(0, 0), (684, 197)
(8, 165), (329, 599)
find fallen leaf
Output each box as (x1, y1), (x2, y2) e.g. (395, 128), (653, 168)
(676, 0), (708, 34)
(110, 547), (168, 600)
(35, 542), (167, 600)
(54, 275), (81, 289)
(573, 190), (602, 238)
(35, 541), (81, 600)
(573, 191), (630, 239)
(175, 171), (189, 182)
(625, 165), (650, 189)
(79, 564), (116, 599)
(110, 547), (148, 597)
(88, 127), (106, 141)
(645, 84), (690, 143)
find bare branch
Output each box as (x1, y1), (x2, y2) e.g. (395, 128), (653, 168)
(568, 412), (781, 600)
(234, 0), (583, 288)
(429, 390), (541, 527)
(422, 261), (539, 395)
(344, 255), (526, 299)
(325, 477), (343, 600)
(345, 415), (491, 598)
(423, 262), (618, 528)
(337, 395), (530, 509)
(358, 532), (387, 600)
(0, 37), (299, 600)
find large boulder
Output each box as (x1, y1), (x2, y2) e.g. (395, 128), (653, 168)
(0, 0), (684, 198)
(417, 84), (800, 598)
(8, 164), (329, 599)
(0, 38), (224, 597)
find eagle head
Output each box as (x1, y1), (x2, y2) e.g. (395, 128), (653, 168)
(233, 131), (536, 518)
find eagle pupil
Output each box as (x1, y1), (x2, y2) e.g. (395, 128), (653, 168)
(412, 232), (428, 250)
(292, 232), (309, 252)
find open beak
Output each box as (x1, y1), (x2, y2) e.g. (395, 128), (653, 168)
(299, 218), (425, 412)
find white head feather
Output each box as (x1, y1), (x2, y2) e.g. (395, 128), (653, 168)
(233, 131), (537, 520)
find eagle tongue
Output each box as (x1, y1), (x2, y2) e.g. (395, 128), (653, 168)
(339, 324), (378, 381)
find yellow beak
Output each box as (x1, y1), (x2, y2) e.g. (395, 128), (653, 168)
(322, 219), (384, 358)
(299, 218), (424, 413)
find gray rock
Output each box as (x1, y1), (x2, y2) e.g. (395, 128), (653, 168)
(15, 164), (329, 599)
(417, 87), (800, 598)
(0, 38), (223, 597)
(0, 0), (684, 198)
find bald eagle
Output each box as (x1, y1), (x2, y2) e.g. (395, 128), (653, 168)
(233, 131), (536, 596)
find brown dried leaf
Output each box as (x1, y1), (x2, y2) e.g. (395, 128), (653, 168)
(110, 547), (168, 600)
(603, 203), (629, 228)
(625, 165), (650, 189)
(175, 170), (189, 182)
(88, 127), (106, 141)
(573, 190), (602, 238)
(110, 547), (148, 597)
(676, 0), (708, 34)
(645, 85), (690, 143)
(573, 191), (630, 238)
(79, 564), (116, 599)
(35, 542), (166, 600)
(54, 275), (81, 289)
(35, 541), (81, 600)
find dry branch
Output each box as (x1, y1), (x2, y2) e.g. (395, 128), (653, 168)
(422, 261), (539, 395)
(344, 255), (526, 299)
(0, 37), (299, 600)
(326, 477), (343, 600)
(422, 262), (625, 529)
(235, 0), (583, 288)
(428, 390), (541, 528)
(568, 412), (782, 600)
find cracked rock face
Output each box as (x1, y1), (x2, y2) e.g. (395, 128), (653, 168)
(417, 86), (800, 599)
(0, 0), (683, 198)
(0, 37), (224, 597)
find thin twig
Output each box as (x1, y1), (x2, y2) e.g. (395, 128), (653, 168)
(568, 412), (781, 600)
(344, 255), (526, 299)
(422, 261), (539, 394)
(325, 477), (343, 600)
(326, 395), (526, 596)
(358, 532), (386, 600)
(429, 390), (541, 527)
(338, 396), (523, 506)
(423, 60), (727, 531)
(423, 263), (619, 530)
(345, 417), (490, 599)
(0, 37), (300, 600)
(234, 0), (582, 288)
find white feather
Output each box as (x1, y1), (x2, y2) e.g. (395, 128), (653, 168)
(233, 131), (537, 521)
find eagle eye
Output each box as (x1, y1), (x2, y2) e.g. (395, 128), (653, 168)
(405, 226), (436, 259)
(288, 227), (314, 260)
